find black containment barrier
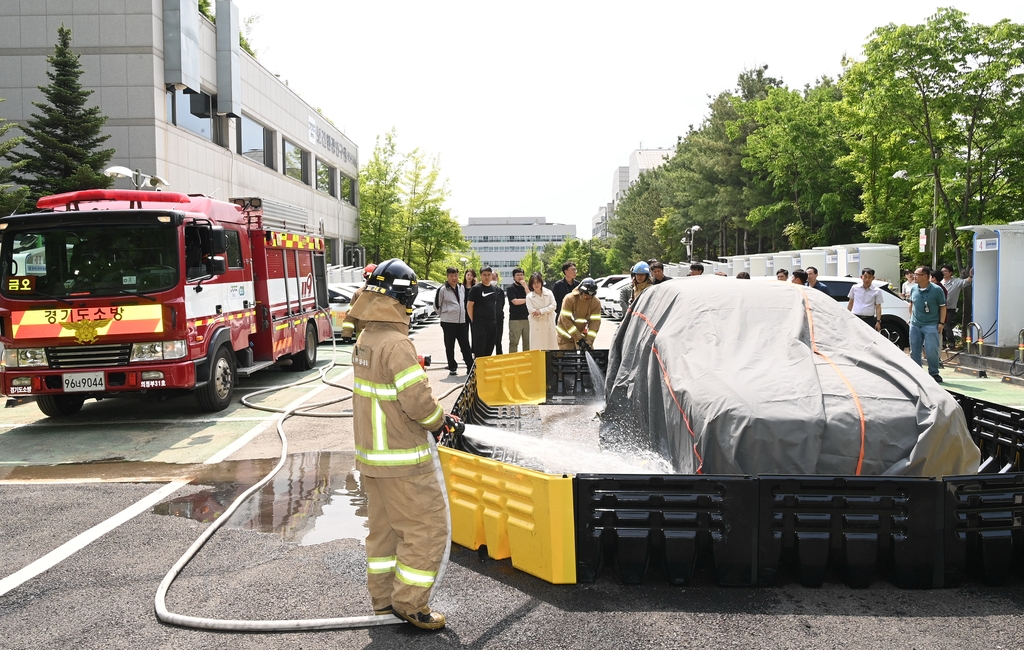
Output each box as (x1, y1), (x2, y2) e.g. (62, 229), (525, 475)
(546, 350), (608, 404)
(756, 476), (944, 588)
(574, 475), (759, 586)
(450, 362), (1024, 588)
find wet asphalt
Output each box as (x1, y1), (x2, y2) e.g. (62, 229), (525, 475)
(1, 316), (1023, 648)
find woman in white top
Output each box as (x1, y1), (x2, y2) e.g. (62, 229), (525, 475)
(526, 272), (558, 350)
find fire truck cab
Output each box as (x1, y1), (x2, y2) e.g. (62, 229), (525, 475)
(0, 190), (333, 416)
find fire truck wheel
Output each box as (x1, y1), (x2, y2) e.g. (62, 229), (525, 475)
(36, 395), (86, 417)
(288, 323), (318, 372)
(196, 345), (236, 411)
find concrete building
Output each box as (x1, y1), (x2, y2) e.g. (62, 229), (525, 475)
(462, 217), (576, 287)
(0, 0), (360, 265)
(592, 149), (673, 238)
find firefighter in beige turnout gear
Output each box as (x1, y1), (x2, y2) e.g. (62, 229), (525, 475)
(339, 263), (376, 341)
(556, 278), (602, 350)
(347, 258), (455, 631)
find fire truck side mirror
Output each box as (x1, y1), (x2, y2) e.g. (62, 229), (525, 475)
(206, 255), (228, 276)
(202, 226), (228, 256)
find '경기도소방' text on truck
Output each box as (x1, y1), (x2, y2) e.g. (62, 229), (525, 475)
(0, 190), (333, 416)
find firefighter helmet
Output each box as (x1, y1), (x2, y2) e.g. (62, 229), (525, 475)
(631, 261), (651, 275)
(362, 263), (377, 280)
(366, 258), (419, 311)
(578, 277), (598, 296)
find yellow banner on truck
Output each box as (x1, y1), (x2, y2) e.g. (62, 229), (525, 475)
(11, 305), (164, 344)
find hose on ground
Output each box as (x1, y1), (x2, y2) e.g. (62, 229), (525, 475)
(155, 327), (465, 631)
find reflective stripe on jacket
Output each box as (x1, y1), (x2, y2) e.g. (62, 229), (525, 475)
(556, 289), (602, 343)
(352, 320), (445, 478)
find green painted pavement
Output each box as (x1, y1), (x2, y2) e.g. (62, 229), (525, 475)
(938, 367), (1024, 409)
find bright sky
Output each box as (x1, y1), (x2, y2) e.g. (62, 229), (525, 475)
(235, 1), (1022, 237)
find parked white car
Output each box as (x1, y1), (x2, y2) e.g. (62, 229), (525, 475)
(755, 275), (911, 349)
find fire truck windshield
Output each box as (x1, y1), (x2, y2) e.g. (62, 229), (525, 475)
(1, 224), (179, 298)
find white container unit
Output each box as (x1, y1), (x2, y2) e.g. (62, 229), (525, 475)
(797, 250), (826, 274)
(813, 247), (840, 276)
(957, 224), (1024, 349)
(748, 255), (770, 277)
(832, 244), (899, 284)
(772, 251), (802, 275)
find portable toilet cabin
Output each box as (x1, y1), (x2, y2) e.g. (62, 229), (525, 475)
(748, 254), (770, 277)
(957, 223), (1024, 353)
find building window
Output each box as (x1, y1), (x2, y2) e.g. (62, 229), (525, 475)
(236, 114), (273, 168)
(283, 140), (307, 184)
(315, 159), (335, 196)
(340, 174), (355, 205)
(168, 88), (225, 146)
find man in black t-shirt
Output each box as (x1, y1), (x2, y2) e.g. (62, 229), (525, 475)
(466, 266), (501, 358)
(552, 261), (579, 323)
(505, 267), (530, 352)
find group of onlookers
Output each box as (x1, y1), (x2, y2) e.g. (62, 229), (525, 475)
(435, 261), (601, 375)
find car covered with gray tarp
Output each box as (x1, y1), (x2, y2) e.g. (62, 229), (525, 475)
(601, 276), (979, 477)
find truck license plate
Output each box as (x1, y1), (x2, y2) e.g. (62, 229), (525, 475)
(63, 372), (105, 393)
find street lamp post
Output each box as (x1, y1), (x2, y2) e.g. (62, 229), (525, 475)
(680, 225), (701, 262)
(893, 169), (939, 270)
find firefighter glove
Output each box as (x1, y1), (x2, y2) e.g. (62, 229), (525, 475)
(577, 338), (592, 352)
(434, 413), (465, 447)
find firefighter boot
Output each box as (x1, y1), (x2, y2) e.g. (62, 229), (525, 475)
(395, 608), (446, 630)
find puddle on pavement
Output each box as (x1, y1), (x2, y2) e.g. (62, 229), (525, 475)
(151, 451), (369, 546)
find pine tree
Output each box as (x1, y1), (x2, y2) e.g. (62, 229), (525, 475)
(11, 25), (114, 205)
(0, 99), (29, 216)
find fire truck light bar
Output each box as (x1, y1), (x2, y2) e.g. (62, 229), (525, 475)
(36, 189), (191, 209)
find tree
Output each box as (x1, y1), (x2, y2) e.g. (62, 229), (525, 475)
(358, 130), (405, 264)
(518, 245), (543, 277)
(735, 79), (863, 249)
(841, 8), (1024, 272)
(609, 171), (667, 264)
(400, 150), (447, 264)
(0, 100), (29, 216)
(414, 205), (466, 281)
(11, 26), (113, 205)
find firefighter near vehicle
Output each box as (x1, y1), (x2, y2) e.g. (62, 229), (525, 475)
(0, 190), (334, 416)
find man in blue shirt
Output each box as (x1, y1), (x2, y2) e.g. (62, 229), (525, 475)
(908, 265), (947, 382)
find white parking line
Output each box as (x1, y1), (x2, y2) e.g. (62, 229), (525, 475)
(0, 479), (189, 597)
(0, 366), (354, 595)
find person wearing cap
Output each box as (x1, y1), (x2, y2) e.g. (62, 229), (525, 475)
(557, 278), (602, 350)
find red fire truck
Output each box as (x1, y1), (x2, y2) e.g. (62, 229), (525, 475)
(0, 190), (333, 416)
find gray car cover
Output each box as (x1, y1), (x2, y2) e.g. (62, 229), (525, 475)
(600, 276), (979, 477)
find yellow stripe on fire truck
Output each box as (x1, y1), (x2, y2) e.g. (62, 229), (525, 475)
(269, 232), (324, 250)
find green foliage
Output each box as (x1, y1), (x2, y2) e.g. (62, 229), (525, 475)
(0, 99), (29, 216)
(199, 1), (259, 59)
(604, 11), (1023, 273)
(840, 7), (1024, 273)
(518, 245), (543, 276)
(357, 130), (466, 281)
(11, 26), (113, 206)
(736, 79), (863, 248)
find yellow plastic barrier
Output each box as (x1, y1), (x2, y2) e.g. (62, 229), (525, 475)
(473, 350), (547, 405)
(438, 446), (576, 584)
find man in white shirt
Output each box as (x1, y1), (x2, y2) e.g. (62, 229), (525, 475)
(899, 269), (915, 300)
(847, 268), (883, 333)
(940, 264), (973, 349)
